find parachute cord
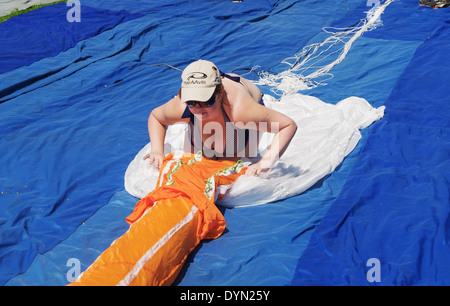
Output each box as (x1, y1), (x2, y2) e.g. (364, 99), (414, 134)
(253, 0), (397, 97)
(151, 63), (183, 72)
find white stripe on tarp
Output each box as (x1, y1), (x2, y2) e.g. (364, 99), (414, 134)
(116, 204), (199, 286)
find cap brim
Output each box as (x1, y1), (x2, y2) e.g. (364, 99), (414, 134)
(180, 86), (215, 103)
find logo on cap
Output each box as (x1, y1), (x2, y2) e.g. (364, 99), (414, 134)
(184, 72), (208, 85)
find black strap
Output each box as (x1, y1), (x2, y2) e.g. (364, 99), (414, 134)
(220, 71), (241, 83)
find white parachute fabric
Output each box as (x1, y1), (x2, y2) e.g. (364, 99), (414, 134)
(124, 94), (385, 207)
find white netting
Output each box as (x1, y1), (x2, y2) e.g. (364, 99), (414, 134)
(253, 0), (396, 97)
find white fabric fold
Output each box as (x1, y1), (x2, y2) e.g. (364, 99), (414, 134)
(124, 93), (385, 208)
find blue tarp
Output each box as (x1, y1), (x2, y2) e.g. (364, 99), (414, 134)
(0, 3), (142, 74)
(1, 0), (449, 286)
(292, 2), (450, 284)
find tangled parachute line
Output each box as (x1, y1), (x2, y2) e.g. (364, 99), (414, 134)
(253, 0), (396, 97)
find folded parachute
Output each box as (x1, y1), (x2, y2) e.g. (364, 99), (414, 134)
(69, 151), (246, 286)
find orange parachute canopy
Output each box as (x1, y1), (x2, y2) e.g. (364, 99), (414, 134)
(69, 151), (246, 286)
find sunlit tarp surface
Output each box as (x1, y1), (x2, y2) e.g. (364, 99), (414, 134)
(1, 0), (449, 286)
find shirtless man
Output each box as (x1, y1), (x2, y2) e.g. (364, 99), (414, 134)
(144, 59), (297, 176)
